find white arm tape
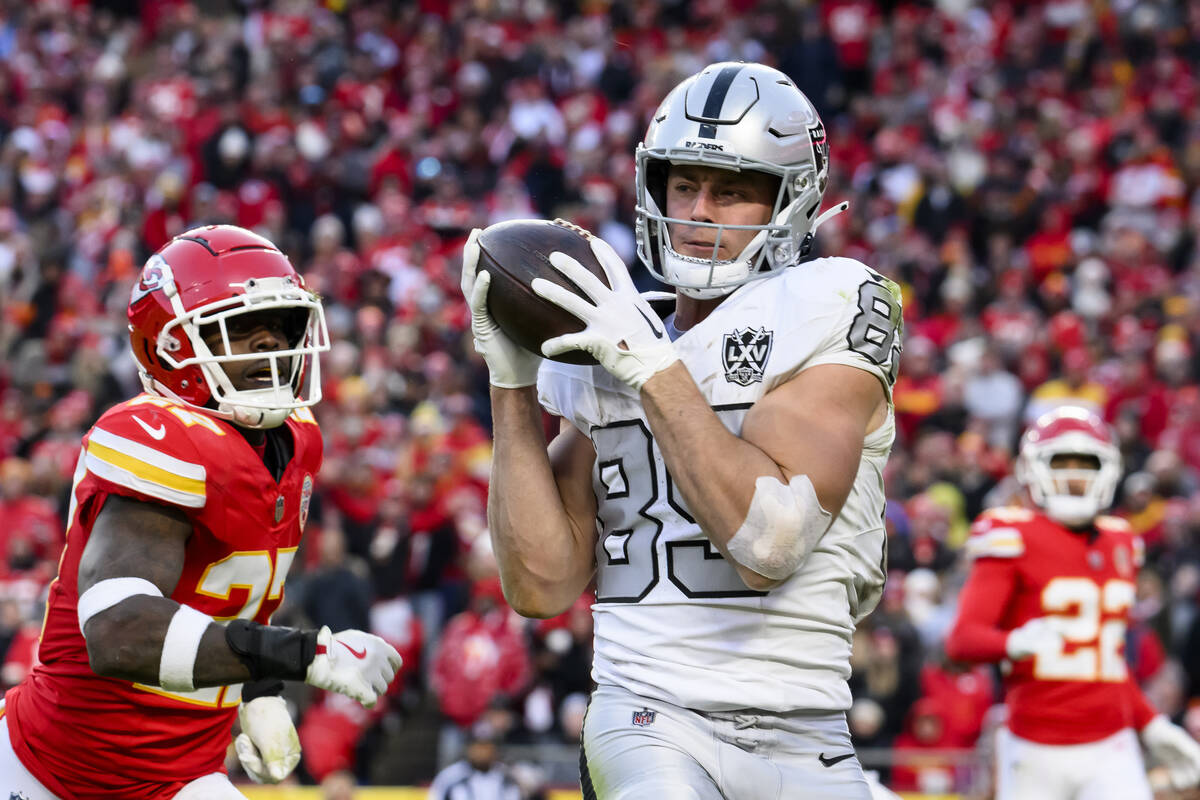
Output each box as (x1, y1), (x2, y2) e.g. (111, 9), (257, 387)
(158, 604), (214, 693)
(78, 577), (164, 634)
(726, 473), (833, 581)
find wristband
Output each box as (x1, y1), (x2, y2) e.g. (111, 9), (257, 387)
(159, 604), (214, 692)
(225, 619), (318, 682)
(240, 677), (286, 704)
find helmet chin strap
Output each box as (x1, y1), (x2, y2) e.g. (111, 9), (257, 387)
(810, 201), (849, 235)
(1044, 495), (1100, 528)
(220, 386), (297, 429)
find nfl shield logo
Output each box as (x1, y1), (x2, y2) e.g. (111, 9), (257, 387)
(722, 328), (773, 386)
(631, 708), (656, 727)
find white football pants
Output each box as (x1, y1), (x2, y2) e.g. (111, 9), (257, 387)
(580, 684), (871, 800)
(994, 726), (1152, 800)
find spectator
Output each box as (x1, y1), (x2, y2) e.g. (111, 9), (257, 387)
(1025, 347), (1108, 423)
(427, 723), (521, 800)
(2, 0), (1200, 786)
(431, 577), (531, 759)
(889, 698), (961, 795)
(302, 525), (374, 635)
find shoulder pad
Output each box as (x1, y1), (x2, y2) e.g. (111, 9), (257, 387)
(1095, 514), (1132, 533)
(85, 396), (218, 509)
(965, 524), (1026, 560)
(1095, 515), (1143, 566)
(971, 506), (1035, 531)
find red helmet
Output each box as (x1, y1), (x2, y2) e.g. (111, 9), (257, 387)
(1015, 406), (1122, 527)
(128, 225), (330, 428)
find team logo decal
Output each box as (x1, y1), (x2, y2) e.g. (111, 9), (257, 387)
(632, 708), (656, 727)
(129, 253), (170, 306)
(299, 474), (313, 531)
(809, 121), (829, 191)
(722, 327), (773, 386)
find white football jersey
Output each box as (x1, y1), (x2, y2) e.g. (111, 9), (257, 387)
(538, 256), (902, 713)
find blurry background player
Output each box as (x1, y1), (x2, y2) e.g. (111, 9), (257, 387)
(0, 226), (402, 800)
(467, 62), (901, 799)
(946, 406), (1200, 800)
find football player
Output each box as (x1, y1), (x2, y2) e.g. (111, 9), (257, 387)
(946, 406), (1200, 800)
(464, 63), (900, 798)
(0, 226), (402, 800)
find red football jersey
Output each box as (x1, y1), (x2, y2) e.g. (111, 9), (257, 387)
(3, 394), (322, 799)
(945, 507), (1158, 745)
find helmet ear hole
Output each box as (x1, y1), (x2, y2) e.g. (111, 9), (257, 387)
(141, 339), (171, 371)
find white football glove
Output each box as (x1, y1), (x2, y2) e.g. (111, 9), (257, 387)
(460, 228), (542, 388)
(304, 626), (402, 708)
(531, 236), (679, 390)
(1142, 715), (1200, 790)
(235, 695), (300, 784)
(1004, 617), (1065, 661)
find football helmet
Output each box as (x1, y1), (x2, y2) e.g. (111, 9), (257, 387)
(128, 225), (329, 429)
(1015, 406), (1122, 527)
(635, 62), (845, 299)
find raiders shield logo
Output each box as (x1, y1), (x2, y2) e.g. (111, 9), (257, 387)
(631, 708), (656, 727)
(722, 327), (773, 386)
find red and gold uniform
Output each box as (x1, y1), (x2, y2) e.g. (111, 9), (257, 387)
(2, 394), (321, 799)
(946, 506), (1156, 744)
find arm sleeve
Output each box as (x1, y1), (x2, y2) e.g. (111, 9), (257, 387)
(945, 558), (1019, 663)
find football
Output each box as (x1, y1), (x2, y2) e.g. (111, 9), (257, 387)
(476, 218), (610, 366)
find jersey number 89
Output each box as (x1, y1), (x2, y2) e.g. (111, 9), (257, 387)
(591, 406), (766, 603)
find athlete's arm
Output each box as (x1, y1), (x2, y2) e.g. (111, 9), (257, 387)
(944, 558), (1019, 663)
(488, 388), (598, 618)
(78, 495), (401, 706)
(640, 361), (886, 590)
(77, 495), (253, 684)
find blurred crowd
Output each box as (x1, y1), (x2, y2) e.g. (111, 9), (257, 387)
(2, 0), (1200, 794)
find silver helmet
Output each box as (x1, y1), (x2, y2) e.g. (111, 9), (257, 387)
(635, 62), (842, 299)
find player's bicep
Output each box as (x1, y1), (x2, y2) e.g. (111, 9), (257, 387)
(742, 363), (885, 518)
(77, 495), (191, 596)
(548, 417), (599, 558)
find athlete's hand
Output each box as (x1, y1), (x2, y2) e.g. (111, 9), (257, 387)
(304, 627), (402, 708)
(461, 228), (542, 388)
(1004, 617), (1064, 661)
(235, 695), (300, 784)
(1143, 715), (1200, 790)
(532, 236), (679, 390)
